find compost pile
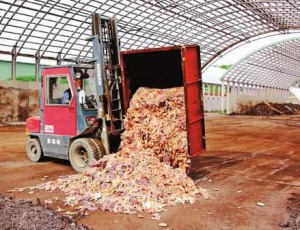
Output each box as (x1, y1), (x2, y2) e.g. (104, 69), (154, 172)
(238, 102), (300, 116)
(120, 87), (190, 170)
(0, 194), (90, 230)
(284, 193), (300, 230)
(28, 87), (205, 215)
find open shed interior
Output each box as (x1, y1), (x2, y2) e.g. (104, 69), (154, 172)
(1, 1), (300, 229)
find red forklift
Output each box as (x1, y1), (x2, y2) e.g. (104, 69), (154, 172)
(26, 14), (206, 173)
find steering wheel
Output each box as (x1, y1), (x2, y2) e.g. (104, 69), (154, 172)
(86, 95), (96, 109)
(87, 95), (95, 102)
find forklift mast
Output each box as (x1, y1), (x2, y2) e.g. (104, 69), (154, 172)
(87, 13), (124, 155)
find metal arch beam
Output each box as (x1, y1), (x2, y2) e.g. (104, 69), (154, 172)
(0, 12), (83, 37)
(38, 0), (93, 58)
(60, 0), (122, 61)
(238, 68), (294, 89)
(138, 0), (237, 43)
(0, 0), (25, 36)
(245, 62), (300, 78)
(112, 2), (241, 48)
(73, 0), (186, 58)
(65, 0), (181, 60)
(0, 1), (87, 24)
(221, 38), (300, 90)
(115, 1), (174, 50)
(125, 0), (292, 56)
(271, 49), (300, 62)
(1, 0), (300, 75)
(0, 0), (17, 31)
(226, 64), (275, 87)
(202, 29), (300, 70)
(16, 1), (60, 55)
(148, 4), (254, 46)
(235, 0), (287, 30)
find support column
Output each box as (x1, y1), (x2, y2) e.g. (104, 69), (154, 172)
(248, 85), (252, 96)
(35, 50), (41, 82)
(212, 84), (216, 111)
(212, 84), (216, 96)
(262, 86), (266, 99)
(56, 51), (62, 65)
(253, 85), (257, 98)
(272, 88), (275, 100)
(226, 83), (230, 115)
(266, 87), (270, 100)
(203, 83), (207, 112)
(208, 83), (211, 96)
(11, 45), (17, 81)
(245, 84), (249, 96)
(221, 82), (225, 114)
(208, 84), (212, 111)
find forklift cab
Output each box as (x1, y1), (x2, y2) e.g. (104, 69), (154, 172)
(42, 65), (98, 135)
(46, 66), (96, 109)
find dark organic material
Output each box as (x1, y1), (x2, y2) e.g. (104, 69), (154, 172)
(0, 194), (91, 230)
(287, 193), (300, 230)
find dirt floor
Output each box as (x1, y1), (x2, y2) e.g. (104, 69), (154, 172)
(0, 113), (300, 229)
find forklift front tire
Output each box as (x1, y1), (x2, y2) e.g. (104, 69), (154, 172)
(69, 138), (100, 173)
(26, 138), (44, 162)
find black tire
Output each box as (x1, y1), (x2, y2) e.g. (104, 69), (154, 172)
(89, 138), (106, 159)
(26, 138), (43, 162)
(69, 138), (104, 173)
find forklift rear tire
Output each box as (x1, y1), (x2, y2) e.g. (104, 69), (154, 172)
(69, 138), (102, 173)
(26, 138), (43, 162)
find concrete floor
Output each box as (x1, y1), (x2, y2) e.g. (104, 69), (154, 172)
(0, 113), (299, 229)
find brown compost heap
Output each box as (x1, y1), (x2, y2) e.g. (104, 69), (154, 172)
(27, 87), (206, 215)
(235, 102), (300, 116)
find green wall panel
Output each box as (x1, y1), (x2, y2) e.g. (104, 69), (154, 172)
(0, 61), (36, 80)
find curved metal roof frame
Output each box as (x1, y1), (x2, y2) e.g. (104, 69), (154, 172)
(1, 0), (300, 67)
(203, 30), (300, 71)
(221, 38), (300, 89)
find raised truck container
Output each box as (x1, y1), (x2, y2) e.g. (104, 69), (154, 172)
(120, 45), (206, 157)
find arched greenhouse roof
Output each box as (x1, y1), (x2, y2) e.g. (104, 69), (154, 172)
(221, 38), (300, 90)
(1, 0), (300, 68)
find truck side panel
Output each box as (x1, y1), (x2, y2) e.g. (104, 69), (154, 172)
(181, 46), (206, 156)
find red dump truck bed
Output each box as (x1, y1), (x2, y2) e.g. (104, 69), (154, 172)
(120, 45), (206, 157)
